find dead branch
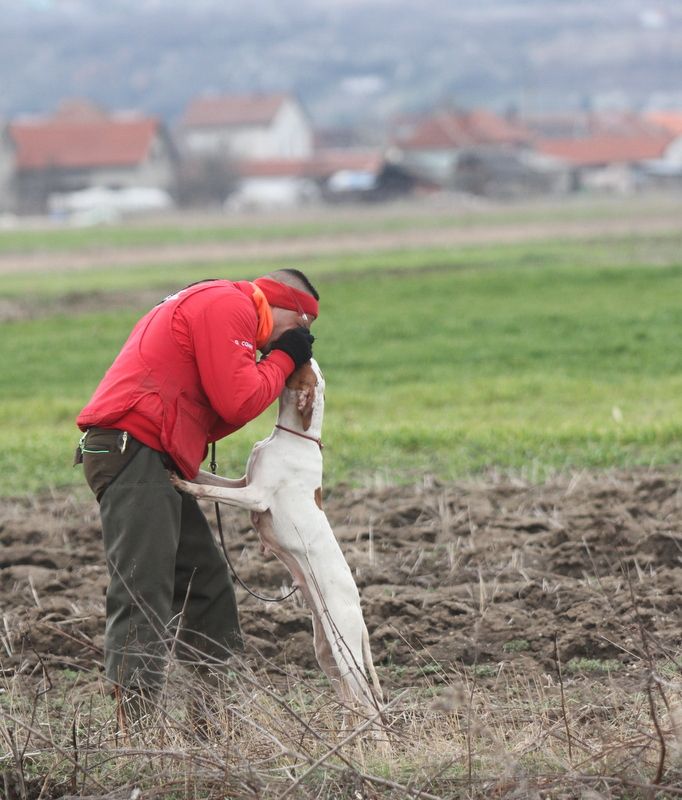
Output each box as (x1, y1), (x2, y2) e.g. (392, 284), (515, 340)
(552, 632), (573, 765)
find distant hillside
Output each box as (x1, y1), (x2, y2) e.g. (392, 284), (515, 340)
(1, 0), (681, 128)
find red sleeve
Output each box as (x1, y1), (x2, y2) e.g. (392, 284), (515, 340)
(184, 291), (295, 435)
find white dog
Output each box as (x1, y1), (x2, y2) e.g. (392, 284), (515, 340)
(171, 359), (383, 716)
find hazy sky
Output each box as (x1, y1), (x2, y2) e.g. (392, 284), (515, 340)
(2, 0), (680, 124)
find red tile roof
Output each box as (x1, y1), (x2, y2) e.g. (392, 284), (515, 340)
(645, 111), (682, 137)
(10, 117), (160, 170)
(236, 159), (309, 178)
(395, 109), (531, 150)
(181, 93), (290, 128)
(401, 115), (474, 149)
(536, 134), (673, 166)
(310, 149), (384, 176)
(237, 150), (384, 178)
(464, 109), (532, 144)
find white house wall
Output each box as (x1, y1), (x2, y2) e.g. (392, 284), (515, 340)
(663, 136), (682, 164)
(182, 128), (226, 156)
(227, 175), (319, 210)
(270, 99), (313, 158)
(184, 125), (271, 159)
(222, 124), (277, 159)
(0, 129), (15, 213)
(77, 161), (174, 191)
(183, 98), (313, 160)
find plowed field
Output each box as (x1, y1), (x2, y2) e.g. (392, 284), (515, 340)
(3, 469), (680, 688)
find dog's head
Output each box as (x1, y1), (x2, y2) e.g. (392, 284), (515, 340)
(285, 359), (324, 431)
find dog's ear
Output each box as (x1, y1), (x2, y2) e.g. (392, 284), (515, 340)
(287, 362), (317, 431)
(297, 388), (315, 430)
(285, 360), (314, 389)
(296, 383), (315, 430)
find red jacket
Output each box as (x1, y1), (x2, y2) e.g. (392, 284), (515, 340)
(77, 280), (294, 478)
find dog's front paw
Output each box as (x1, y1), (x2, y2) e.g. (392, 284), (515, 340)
(252, 498), (270, 513)
(169, 471), (188, 492)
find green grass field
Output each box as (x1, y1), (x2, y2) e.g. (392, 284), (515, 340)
(2, 223), (682, 496)
(0, 194), (675, 255)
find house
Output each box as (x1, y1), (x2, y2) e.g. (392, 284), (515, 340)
(389, 108), (533, 188)
(535, 135), (674, 167)
(646, 111), (682, 140)
(535, 132), (674, 192)
(522, 110), (682, 193)
(225, 150), (389, 210)
(226, 158), (320, 211)
(641, 111), (682, 187)
(0, 124), (14, 213)
(7, 100), (178, 214)
(645, 112), (682, 164)
(179, 93), (313, 161)
(453, 148), (571, 198)
(316, 150), (431, 202)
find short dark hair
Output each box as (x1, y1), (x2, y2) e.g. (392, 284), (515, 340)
(274, 268), (320, 301)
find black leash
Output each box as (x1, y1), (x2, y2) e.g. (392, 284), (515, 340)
(210, 443), (297, 603)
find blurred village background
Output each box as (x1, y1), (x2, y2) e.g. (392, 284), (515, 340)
(1, 0), (682, 223)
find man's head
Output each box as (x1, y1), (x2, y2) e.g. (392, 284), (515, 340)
(255, 268), (319, 350)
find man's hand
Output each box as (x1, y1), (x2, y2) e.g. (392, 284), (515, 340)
(270, 326), (314, 369)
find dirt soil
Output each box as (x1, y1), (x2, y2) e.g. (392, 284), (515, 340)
(1, 212), (680, 277)
(1, 469), (681, 691)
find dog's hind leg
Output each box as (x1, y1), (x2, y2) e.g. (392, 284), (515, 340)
(252, 510), (345, 691)
(255, 504), (379, 712)
(311, 606), (342, 686)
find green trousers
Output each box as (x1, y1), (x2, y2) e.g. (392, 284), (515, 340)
(81, 430), (243, 691)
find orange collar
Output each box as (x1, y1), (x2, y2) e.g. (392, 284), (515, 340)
(250, 284), (273, 349)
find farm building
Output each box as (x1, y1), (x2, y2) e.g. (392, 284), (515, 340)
(523, 110), (682, 192)
(225, 150), (396, 210)
(535, 132), (677, 193)
(0, 124), (14, 213)
(452, 148), (571, 198)
(179, 93), (313, 162)
(388, 108), (533, 191)
(640, 111), (682, 187)
(222, 149), (431, 209)
(3, 100), (178, 215)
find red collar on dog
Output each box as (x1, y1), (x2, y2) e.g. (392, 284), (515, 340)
(275, 424), (323, 450)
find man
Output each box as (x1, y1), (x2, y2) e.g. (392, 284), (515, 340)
(75, 268), (318, 709)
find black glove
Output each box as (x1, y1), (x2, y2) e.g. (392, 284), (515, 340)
(270, 326), (314, 369)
